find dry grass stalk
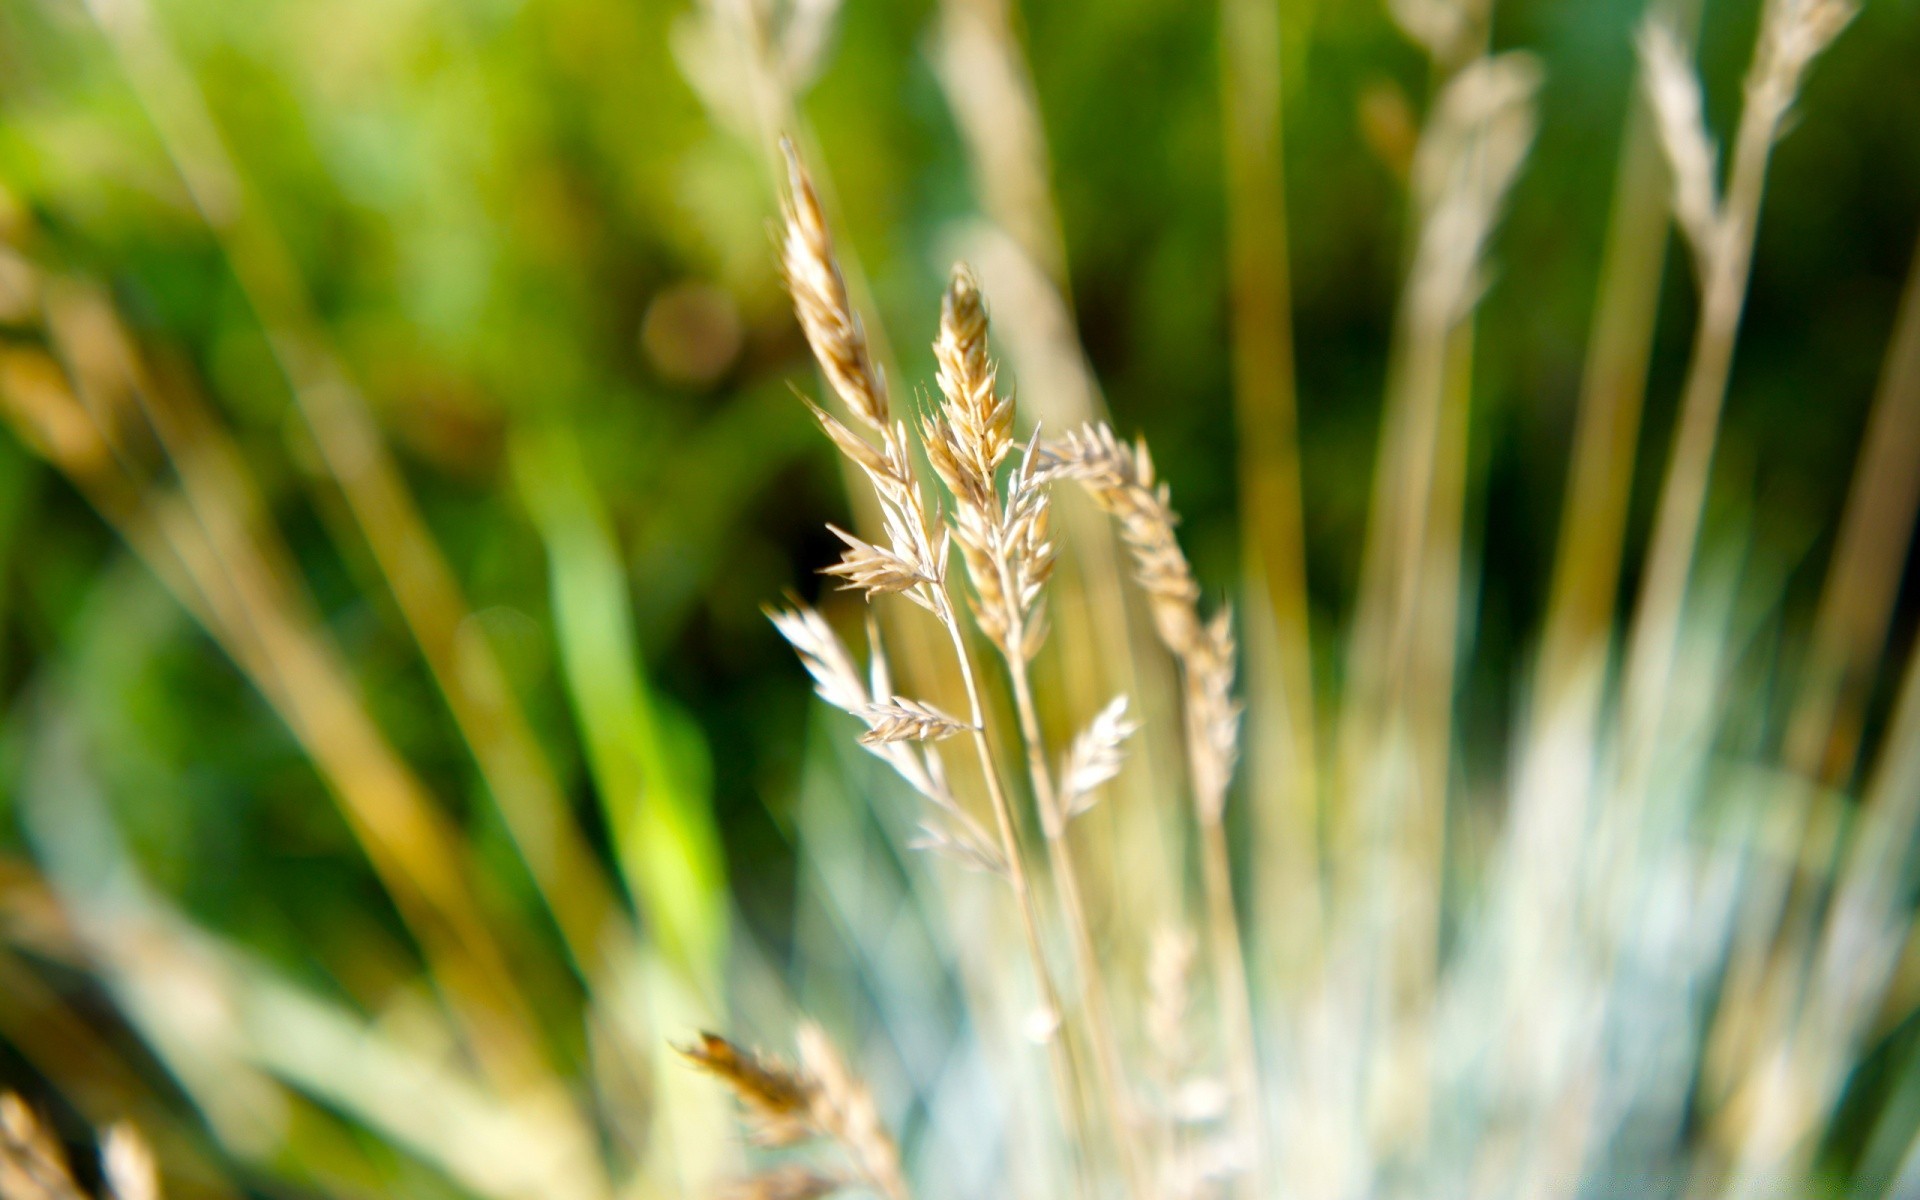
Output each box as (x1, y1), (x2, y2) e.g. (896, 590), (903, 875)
(781, 142), (892, 435)
(931, 0), (1190, 985)
(1526, 0), (1704, 789)
(923, 274), (1146, 1200)
(681, 1028), (909, 1200)
(1619, 0), (1856, 792)
(1040, 422), (1258, 1190)
(932, 0), (1068, 287)
(1059, 696), (1139, 821)
(1321, 48), (1537, 1165)
(679, 1033), (817, 1147)
(768, 604), (1003, 873)
(1218, 0), (1322, 999)
(772, 142), (1091, 1191)
(1697, 239), (1920, 1195)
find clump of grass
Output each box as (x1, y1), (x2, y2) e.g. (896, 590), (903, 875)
(685, 0), (1920, 1196)
(0, 0), (1911, 1196)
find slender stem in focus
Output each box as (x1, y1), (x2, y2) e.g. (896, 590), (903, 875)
(999, 627), (1151, 1200)
(929, 589), (1094, 1200)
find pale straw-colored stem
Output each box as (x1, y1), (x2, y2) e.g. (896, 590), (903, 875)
(1533, 0), (1703, 722)
(1188, 743), (1267, 1197)
(998, 629), (1151, 1200)
(1620, 65), (1791, 784)
(1218, 0), (1321, 988)
(929, 589), (1094, 1200)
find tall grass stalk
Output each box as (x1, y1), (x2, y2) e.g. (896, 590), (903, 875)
(1218, 0), (1320, 1013)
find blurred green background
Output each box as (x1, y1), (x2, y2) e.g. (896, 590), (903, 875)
(0, 0), (1916, 1191)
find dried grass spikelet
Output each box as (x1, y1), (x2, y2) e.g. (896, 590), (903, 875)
(1636, 0), (1852, 286)
(0, 1094), (84, 1200)
(1754, 0), (1857, 111)
(1040, 423), (1202, 653)
(780, 139), (890, 434)
(929, 265), (1011, 493)
(681, 1028), (910, 1200)
(779, 144), (947, 612)
(821, 524), (936, 606)
(767, 603), (1004, 873)
(858, 696), (973, 745)
(1040, 423), (1242, 814)
(794, 1022), (909, 1200)
(1185, 611), (1242, 823)
(921, 265), (1054, 659)
(995, 443), (1057, 661)
(1406, 53), (1541, 329)
(679, 1032), (819, 1147)
(1638, 21), (1721, 271)
(804, 403), (945, 610)
(1059, 694), (1139, 820)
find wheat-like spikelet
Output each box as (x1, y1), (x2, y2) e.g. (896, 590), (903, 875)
(679, 1033), (819, 1148)
(1405, 54), (1541, 329)
(921, 268), (1055, 660)
(1039, 420), (1256, 1185)
(1058, 695), (1139, 822)
(1639, 21), (1720, 272)
(794, 1024), (910, 1200)
(858, 696), (975, 745)
(780, 140), (891, 434)
(0, 1095), (86, 1200)
(766, 603), (1004, 873)
(681, 1029), (909, 1200)
(1182, 611), (1242, 826)
(772, 145), (1093, 1189)
(1754, 0), (1857, 114)
(1039, 424), (1203, 654)
(929, 264), (1012, 492)
(821, 524), (938, 606)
